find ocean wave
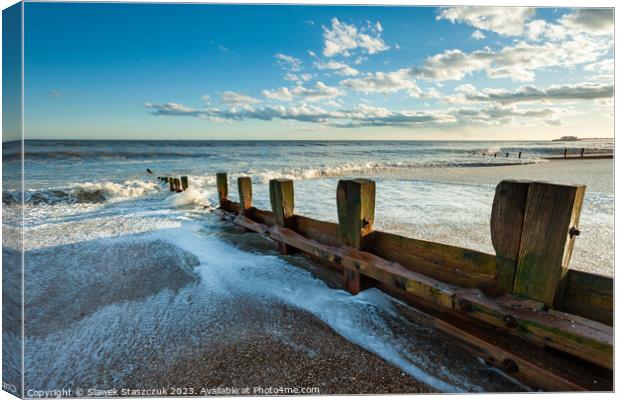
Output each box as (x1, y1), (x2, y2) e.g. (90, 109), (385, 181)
(4, 151), (216, 162)
(15, 180), (163, 205)
(243, 159), (541, 183)
(167, 188), (211, 208)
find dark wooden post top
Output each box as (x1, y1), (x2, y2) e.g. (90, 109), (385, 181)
(216, 172), (228, 207)
(269, 179), (295, 254)
(336, 179), (376, 250)
(181, 176), (189, 191)
(237, 176), (252, 214)
(491, 180), (586, 307)
(269, 179), (294, 227)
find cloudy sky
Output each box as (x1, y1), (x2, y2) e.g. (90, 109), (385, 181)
(24, 3), (614, 140)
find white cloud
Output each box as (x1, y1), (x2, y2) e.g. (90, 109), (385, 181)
(341, 69), (421, 96)
(450, 82), (614, 104)
(561, 9), (613, 34)
(584, 58), (614, 74)
(411, 33), (610, 81)
(262, 87), (294, 101)
(145, 102), (204, 117)
(262, 81), (344, 102)
(471, 30), (486, 40)
(437, 7), (535, 36)
(220, 91), (261, 106)
(146, 100), (565, 129)
(284, 73), (313, 84)
(275, 53), (302, 71)
(453, 105), (562, 126)
(314, 60), (359, 76)
(322, 17), (389, 57)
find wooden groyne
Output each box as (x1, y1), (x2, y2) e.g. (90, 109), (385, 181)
(204, 172), (612, 391)
(157, 176), (189, 193)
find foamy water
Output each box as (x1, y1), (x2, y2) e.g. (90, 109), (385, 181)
(2, 139), (613, 393)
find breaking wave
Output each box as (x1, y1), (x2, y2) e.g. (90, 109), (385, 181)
(16, 180), (164, 205)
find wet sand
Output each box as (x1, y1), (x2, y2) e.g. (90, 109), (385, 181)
(137, 301), (432, 395)
(373, 159), (613, 194)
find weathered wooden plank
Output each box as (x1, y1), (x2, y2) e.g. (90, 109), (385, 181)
(181, 176), (189, 191)
(372, 231), (500, 294)
(429, 317), (588, 391)
(234, 214), (269, 234)
(252, 209), (276, 227)
(490, 180), (531, 292)
(513, 182), (586, 307)
(216, 172), (228, 207)
(237, 176), (252, 213)
(269, 179), (296, 254)
(455, 289), (612, 369)
(295, 215), (344, 247)
(559, 269), (613, 326)
(268, 224), (456, 308)
(225, 209), (612, 370)
(336, 179), (375, 250)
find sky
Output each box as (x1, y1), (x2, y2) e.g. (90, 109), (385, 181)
(15, 3), (615, 140)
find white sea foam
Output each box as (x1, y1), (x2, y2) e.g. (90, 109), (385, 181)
(167, 188), (210, 208)
(70, 180), (161, 202)
(151, 220), (523, 392)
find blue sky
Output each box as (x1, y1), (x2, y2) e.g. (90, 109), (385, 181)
(19, 3), (614, 140)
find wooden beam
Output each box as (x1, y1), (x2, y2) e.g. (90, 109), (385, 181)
(237, 176), (252, 214)
(559, 269), (612, 326)
(372, 231), (500, 295)
(513, 182), (586, 307)
(224, 208), (612, 370)
(295, 215), (344, 247)
(455, 289), (612, 369)
(490, 180), (531, 293)
(269, 179), (296, 254)
(216, 172), (228, 208)
(268, 224), (456, 307)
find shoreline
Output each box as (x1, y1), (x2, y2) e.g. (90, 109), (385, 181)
(544, 154), (613, 160)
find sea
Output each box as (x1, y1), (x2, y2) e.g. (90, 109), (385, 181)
(1, 139), (614, 393)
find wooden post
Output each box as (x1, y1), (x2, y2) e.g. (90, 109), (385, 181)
(490, 180), (531, 293)
(336, 179), (375, 294)
(237, 176), (252, 214)
(216, 172), (228, 208)
(581, 148), (585, 158)
(181, 176), (189, 191)
(564, 148), (567, 159)
(512, 182), (586, 308)
(518, 151), (522, 159)
(269, 179), (295, 254)
(174, 178), (182, 193)
(168, 177), (175, 192)
(337, 179), (375, 249)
